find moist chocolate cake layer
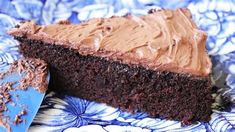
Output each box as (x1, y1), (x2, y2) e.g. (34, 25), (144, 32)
(17, 37), (212, 124)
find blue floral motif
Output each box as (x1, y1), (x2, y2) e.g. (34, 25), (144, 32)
(188, 0), (235, 56)
(0, 12), (20, 71)
(0, 35), (20, 71)
(29, 92), (209, 132)
(209, 109), (235, 131)
(77, 4), (115, 21)
(41, 0), (72, 24)
(11, 0), (43, 22)
(0, 0), (20, 19)
(0, 0), (235, 131)
(0, 14), (18, 35)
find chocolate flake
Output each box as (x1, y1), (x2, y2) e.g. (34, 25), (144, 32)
(57, 20), (71, 25)
(0, 118), (11, 132)
(0, 58), (48, 131)
(14, 110), (26, 125)
(14, 115), (23, 125)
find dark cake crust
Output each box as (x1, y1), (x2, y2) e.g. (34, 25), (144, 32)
(16, 37), (212, 124)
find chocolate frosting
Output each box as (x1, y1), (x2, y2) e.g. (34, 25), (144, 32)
(8, 8), (211, 76)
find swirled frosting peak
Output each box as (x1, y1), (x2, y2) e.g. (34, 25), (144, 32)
(8, 8), (212, 76)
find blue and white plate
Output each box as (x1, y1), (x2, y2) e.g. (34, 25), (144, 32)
(0, 0), (235, 131)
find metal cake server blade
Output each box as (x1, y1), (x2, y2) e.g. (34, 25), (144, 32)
(0, 64), (50, 132)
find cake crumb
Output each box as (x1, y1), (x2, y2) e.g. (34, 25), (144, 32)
(0, 118), (11, 132)
(57, 20), (71, 25)
(14, 110), (26, 125)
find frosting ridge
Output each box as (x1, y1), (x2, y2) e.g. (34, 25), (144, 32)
(8, 8), (212, 76)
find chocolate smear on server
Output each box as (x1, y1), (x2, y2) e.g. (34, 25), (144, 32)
(0, 58), (48, 132)
(14, 109), (27, 125)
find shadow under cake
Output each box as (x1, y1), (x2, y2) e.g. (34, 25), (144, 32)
(8, 8), (213, 124)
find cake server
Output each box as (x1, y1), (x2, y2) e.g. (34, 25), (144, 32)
(0, 64), (50, 132)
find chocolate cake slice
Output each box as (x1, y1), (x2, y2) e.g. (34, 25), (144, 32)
(8, 8), (212, 123)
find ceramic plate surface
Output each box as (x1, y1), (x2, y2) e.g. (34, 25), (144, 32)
(0, 0), (235, 132)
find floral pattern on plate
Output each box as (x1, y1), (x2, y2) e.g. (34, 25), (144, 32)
(0, 0), (235, 131)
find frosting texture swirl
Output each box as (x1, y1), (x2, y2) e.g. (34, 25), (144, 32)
(9, 8), (212, 76)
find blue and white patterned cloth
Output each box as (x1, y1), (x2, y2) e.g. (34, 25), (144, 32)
(0, 0), (235, 131)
